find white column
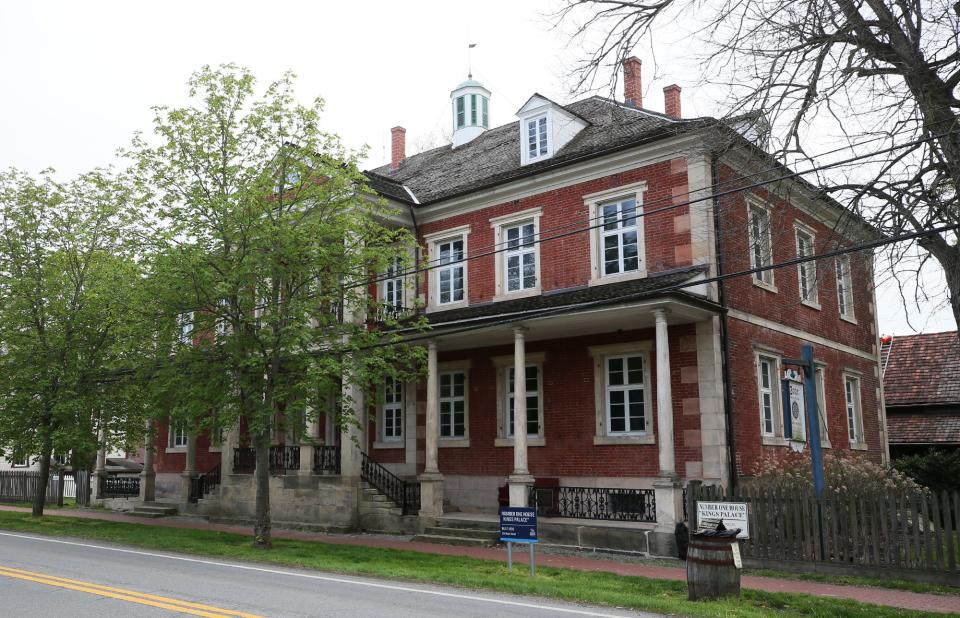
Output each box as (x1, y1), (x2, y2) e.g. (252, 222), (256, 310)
(299, 408), (318, 477)
(139, 418), (156, 503)
(420, 340), (444, 517)
(179, 430), (197, 505)
(508, 327), (534, 507)
(340, 383), (364, 478)
(92, 425), (107, 500)
(654, 308), (676, 477)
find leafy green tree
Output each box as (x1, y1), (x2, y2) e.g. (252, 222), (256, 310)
(129, 65), (424, 548)
(0, 168), (147, 516)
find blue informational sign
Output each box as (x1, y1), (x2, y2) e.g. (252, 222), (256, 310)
(499, 506), (538, 543)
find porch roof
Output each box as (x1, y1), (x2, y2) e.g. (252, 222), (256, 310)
(424, 265), (716, 331)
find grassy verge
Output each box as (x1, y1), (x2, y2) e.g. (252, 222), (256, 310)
(0, 499), (75, 509)
(745, 568), (960, 597)
(0, 511), (945, 618)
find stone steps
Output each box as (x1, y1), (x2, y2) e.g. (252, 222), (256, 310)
(436, 517), (499, 532)
(129, 503), (178, 518)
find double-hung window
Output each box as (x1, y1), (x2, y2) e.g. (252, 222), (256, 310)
(601, 197), (640, 276)
(177, 311), (193, 345)
(504, 223), (536, 292)
(796, 227), (817, 304)
(436, 238), (465, 305)
(749, 205), (774, 287)
(836, 256), (854, 320)
(439, 372), (466, 438)
(168, 420), (188, 449)
(604, 355), (647, 434)
(382, 379), (403, 442)
(505, 365), (542, 437)
(814, 366), (830, 447)
(844, 375), (864, 445)
(757, 355), (779, 437)
(382, 257), (404, 314)
(527, 115), (548, 160)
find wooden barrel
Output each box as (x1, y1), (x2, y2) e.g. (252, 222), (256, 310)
(686, 533), (742, 601)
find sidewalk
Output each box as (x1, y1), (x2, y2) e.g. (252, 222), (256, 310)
(1, 504), (958, 614)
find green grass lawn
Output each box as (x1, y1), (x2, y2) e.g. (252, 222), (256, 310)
(745, 568), (960, 597)
(0, 511), (946, 618)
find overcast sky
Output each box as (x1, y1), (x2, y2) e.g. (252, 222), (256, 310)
(1, 1), (954, 335)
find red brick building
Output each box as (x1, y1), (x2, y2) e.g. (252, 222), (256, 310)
(142, 59), (886, 546)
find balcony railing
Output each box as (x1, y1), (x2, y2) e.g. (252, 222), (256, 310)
(371, 303), (409, 324)
(313, 445), (340, 475)
(530, 486), (656, 523)
(268, 445), (300, 474)
(99, 475), (140, 499)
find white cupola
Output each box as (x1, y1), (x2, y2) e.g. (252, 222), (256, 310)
(450, 75), (491, 148)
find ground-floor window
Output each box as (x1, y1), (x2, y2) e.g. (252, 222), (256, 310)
(168, 420), (188, 449)
(439, 371), (466, 438)
(382, 378), (403, 442)
(757, 354), (781, 438)
(604, 354), (648, 434)
(844, 374), (864, 445)
(505, 364), (542, 437)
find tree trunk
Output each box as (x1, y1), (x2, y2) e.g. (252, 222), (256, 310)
(31, 438), (52, 517)
(252, 429), (272, 548)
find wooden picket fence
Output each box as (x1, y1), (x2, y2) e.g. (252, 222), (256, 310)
(0, 470), (64, 504)
(689, 481), (960, 580)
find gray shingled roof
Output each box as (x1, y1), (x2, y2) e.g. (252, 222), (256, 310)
(366, 96), (706, 205)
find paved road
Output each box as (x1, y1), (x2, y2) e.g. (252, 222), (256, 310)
(0, 531), (657, 617)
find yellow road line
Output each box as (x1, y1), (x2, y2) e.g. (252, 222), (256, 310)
(0, 565), (264, 618)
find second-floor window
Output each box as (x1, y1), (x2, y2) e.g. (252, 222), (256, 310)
(436, 238), (465, 305)
(796, 227), (817, 304)
(382, 379), (403, 442)
(382, 257), (404, 310)
(527, 115), (548, 160)
(601, 197), (640, 276)
(504, 223), (536, 292)
(836, 255), (854, 320)
(749, 205), (774, 286)
(177, 311), (193, 345)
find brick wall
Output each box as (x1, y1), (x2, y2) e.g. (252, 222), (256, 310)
(153, 422), (222, 474)
(416, 159), (692, 302)
(370, 324), (702, 479)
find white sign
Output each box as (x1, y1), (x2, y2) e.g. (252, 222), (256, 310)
(696, 501), (750, 539)
(730, 542), (743, 569)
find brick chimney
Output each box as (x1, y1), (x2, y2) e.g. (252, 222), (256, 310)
(623, 57), (642, 108)
(390, 126), (406, 169)
(664, 85), (682, 118)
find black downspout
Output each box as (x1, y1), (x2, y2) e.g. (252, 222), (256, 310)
(711, 153), (738, 495)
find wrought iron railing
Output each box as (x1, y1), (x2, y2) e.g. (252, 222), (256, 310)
(268, 445), (300, 474)
(372, 303), (408, 323)
(530, 486), (656, 523)
(189, 464), (221, 504)
(100, 475), (140, 499)
(233, 447), (256, 473)
(313, 445), (340, 474)
(360, 452), (419, 515)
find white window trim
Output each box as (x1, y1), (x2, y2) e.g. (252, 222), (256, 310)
(585, 181), (648, 286)
(522, 112), (551, 165)
(587, 342), (656, 445)
(438, 360), (471, 447)
(836, 255), (857, 324)
(166, 419), (188, 453)
(492, 352), (546, 447)
(794, 222), (820, 309)
(843, 372), (867, 450)
(424, 225), (471, 312)
(748, 200), (777, 293)
(814, 364), (832, 449)
(490, 207), (543, 301)
(373, 378), (404, 449)
(756, 353), (786, 446)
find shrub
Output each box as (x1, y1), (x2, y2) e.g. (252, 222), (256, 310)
(747, 450), (927, 497)
(893, 449), (960, 494)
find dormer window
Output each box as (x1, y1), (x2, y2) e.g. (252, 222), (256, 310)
(527, 115), (548, 160)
